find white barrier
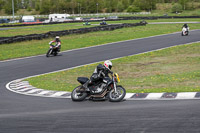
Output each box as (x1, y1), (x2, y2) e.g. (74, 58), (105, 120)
(0, 12), (151, 19)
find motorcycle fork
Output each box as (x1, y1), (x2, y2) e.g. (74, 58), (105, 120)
(113, 82), (117, 94)
(49, 49), (53, 54)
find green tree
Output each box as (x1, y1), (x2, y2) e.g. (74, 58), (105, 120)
(127, 5), (141, 12)
(105, 0), (117, 12)
(40, 0), (50, 14)
(70, 0), (77, 14)
(122, 0), (131, 9)
(27, 6), (32, 11)
(35, 3), (40, 11)
(133, 0), (157, 11)
(171, 3), (182, 13)
(178, 0), (188, 10)
(0, 0), (5, 11)
(4, 0), (18, 14)
(117, 0), (124, 12)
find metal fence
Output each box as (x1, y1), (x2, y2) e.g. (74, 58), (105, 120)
(71, 12), (151, 17)
(0, 15), (49, 19)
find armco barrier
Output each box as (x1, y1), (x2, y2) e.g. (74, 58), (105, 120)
(0, 22), (147, 45)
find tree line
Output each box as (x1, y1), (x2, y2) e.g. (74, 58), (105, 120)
(0, 0), (199, 15)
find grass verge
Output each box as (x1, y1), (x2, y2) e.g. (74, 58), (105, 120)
(0, 24), (95, 37)
(1, 23), (200, 61)
(0, 18), (199, 37)
(26, 42), (200, 93)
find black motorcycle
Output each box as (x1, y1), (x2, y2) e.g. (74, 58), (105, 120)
(71, 72), (126, 102)
(46, 44), (59, 57)
(100, 21), (107, 25)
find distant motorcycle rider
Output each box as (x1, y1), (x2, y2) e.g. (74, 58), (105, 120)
(182, 23), (188, 29)
(49, 36), (61, 52)
(83, 60), (113, 91)
(182, 23), (189, 31)
(182, 23), (189, 36)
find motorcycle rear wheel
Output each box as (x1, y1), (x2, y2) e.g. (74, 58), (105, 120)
(181, 32), (184, 36)
(54, 51), (58, 56)
(108, 86), (126, 102)
(71, 86), (87, 101)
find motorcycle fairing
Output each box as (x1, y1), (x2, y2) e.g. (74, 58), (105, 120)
(77, 77), (89, 84)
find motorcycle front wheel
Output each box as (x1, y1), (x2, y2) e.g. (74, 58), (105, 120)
(108, 85), (126, 102)
(46, 49), (52, 57)
(71, 86), (87, 101)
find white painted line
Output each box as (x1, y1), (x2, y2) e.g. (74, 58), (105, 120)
(21, 81), (29, 83)
(15, 84), (31, 88)
(16, 81), (29, 85)
(13, 85), (33, 89)
(26, 89), (43, 94)
(18, 88), (32, 92)
(12, 86), (26, 90)
(15, 82), (29, 85)
(1, 29), (200, 63)
(14, 83), (29, 87)
(146, 93), (164, 99)
(37, 91), (53, 95)
(176, 92), (197, 99)
(24, 86), (37, 89)
(124, 93), (135, 99)
(23, 85), (34, 88)
(62, 96), (71, 98)
(5, 30), (200, 99)
(51, 91), (70, 97)
(13, 79), (24, 82)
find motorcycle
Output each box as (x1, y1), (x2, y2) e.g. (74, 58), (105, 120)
(100, 21), (107, 25)
(71, 72), (126, 102)
(182, 27), (189, 36)
(46, 44), (59, 57)
(83, 21), (91, 26)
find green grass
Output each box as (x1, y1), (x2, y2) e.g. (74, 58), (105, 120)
(0, 18), (199, 37)
(0, 23), (200, 61)
(0, 24), (95, 37)
(26, 42), (200, 93)
(151, 9), (200, 16)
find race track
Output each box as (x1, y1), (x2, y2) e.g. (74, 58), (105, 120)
(0, 30), (200, 133)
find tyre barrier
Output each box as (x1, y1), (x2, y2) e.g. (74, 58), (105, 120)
(0, 16), (199, 28)
(119, 15), (200, 20)
(0, 22), (147, 45)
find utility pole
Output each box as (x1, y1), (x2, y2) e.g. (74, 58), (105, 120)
(78, 3), (80, 15)
(12, 0), (15, 20)
(96, 3), (98, 14)
(96, 3), (98, 18)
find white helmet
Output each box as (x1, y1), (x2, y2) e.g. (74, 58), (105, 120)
(56, 36), (60, 39)
(104, 60), (112, 70)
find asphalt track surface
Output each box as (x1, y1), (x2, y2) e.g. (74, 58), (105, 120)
(1, 30), (200, 133)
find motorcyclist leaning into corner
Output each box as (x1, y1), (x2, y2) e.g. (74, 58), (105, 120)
(83, 60), (113, 91)
(49, 36), (61, 52)
(182, 23), (189, 30)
